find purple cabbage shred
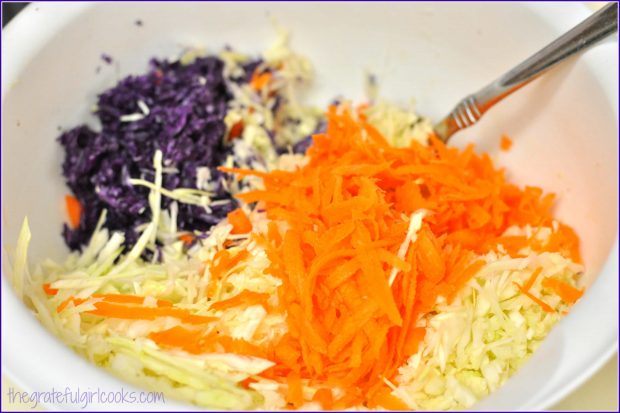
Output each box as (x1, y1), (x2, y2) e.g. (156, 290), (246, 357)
(58, 52), (319, 253)
(59, 56), (244, 251)
(101, 53), (114, 65)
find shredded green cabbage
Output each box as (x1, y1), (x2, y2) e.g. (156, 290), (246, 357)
(13, 131), (285, 410)
(105, 337), (262, 409)
(12, 217), (32, 301)
(396, 230), (583, 410)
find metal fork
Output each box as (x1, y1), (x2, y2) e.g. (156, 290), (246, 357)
(434, 3), (618, 142)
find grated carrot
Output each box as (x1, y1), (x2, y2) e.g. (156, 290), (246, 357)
(369, 387), (410, 411)
(500, 134), (513, 151)
(217, 107), (582, 407)
(91, 293), (173, 307)
(522, 267), (543, 292)
(515, 282), (555, 313)
(178, 233), (195, 245)
(57, 294), (217, 324)
(65, 195), (82, 229)
(228, 120), (244, 140)
(148, 326), (204, 353)
(227, 208), (253, 234)
(285, 372), (304, 408)
(42, 283), (58, 295)
(207, 249), (250, 298)
(210, 290), (270, 311)
(542, 277), (584, 304)
(312, 388), (333, 410)
(250, 71), (273, 92)
(57, 296), (87, 313)
(86, 301), (216, 322)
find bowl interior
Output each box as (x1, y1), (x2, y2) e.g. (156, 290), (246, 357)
(2, 2), (617, 411)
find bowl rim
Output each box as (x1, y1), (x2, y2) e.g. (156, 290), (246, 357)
(1, 2), (618, 411)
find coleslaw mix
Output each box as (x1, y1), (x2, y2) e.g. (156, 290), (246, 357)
(8, 34), (584, 410)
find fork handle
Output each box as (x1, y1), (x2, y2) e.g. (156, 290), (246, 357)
(434, 3), (618, 142)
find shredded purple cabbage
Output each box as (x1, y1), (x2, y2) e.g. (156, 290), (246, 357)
(59, 52), (319, 252)
(292, 135), (313, 154)
(59, 56), (242, 250)
(101, 53), (114, 65)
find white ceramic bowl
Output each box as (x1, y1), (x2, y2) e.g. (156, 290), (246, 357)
(2, 2), (618, 411)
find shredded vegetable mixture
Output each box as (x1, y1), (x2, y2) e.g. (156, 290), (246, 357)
(8, 36), (584, 411)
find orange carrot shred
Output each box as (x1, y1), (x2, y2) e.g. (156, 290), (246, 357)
(209, 290), (270, 311)
(228, 120), (244, 140)
(183, 314), (219, 324)
(403, 327), (426, 356)
(522, 267), (543, 291)
(417, 230), (445, 282)
(227, 208), (253, 234)
(148, 326), (203, 353)
(515, 282), (555, 313)
(542, 277), (584, 304)
(42, 283), (58, 295)
(87, 302), (173, 320)
(91, 294), (173, 307)
(500, 134), (513, 151)
(65, 195), (82, 229)
(240, 377), (258, 389)
(312, 388), (333, 410)
(285, 372), (304, 408)
(250, 71), (273, 92)
(57, 294), (216, 324)
(369, 387), (410, 411)
(178, 233), (195, 245)
(57, 296), (87, 313)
